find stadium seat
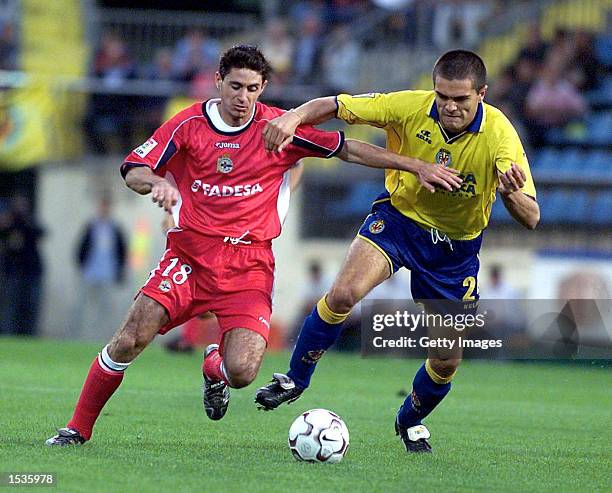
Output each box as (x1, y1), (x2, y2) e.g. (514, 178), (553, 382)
(587, 76), (612, 106)
(595, 36), (612, 67)
(592, 191), (612, 224)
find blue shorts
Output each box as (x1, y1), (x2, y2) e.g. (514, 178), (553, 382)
(357, 194), (482, 304)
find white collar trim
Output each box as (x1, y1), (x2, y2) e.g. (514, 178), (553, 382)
(205, 99), (255, 132)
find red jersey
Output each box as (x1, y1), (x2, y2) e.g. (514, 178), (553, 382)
(122, 99), (344, 242)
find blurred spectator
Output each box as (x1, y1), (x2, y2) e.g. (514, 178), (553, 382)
(139, 47), (176, 134)
(372, 0), (418, 44)
(325, 0), (370, 25)
(568, 30), (605, 92)
(291, 13), (323, 84)
(0, 194), (44, 336)
(0, 22), (17, 70)
(485, 264), (519, 299)
(547, 28), (573, 61)
(493, 25), (610, 149)
(490, 57), (536, 145)
(289, 259), (331, 342)
(141, 47), (175, 82)
(83, 32), (137, 154)
(188, 65), (218, 101)
(73, 196), (127, 340)
(261, 18), (294, 84)
(171, 29), (220, 82)
(518, 23), (548, 64)
(478, 265), (525, 356)
(321, 24), (361, 94)
(525, 57), (588, 147)
(288, 0), (326, 26)
(432, 0), (494, 50)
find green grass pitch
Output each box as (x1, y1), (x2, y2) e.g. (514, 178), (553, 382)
(1, 338), (610, 492)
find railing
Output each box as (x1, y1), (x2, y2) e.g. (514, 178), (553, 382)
(95, 8), (258, 62)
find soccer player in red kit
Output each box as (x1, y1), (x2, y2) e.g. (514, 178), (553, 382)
(45, 45), (462, 445)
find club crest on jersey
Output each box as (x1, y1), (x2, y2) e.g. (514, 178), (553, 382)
(158, 279), (172, 292)
(217, 154), (233, 174)
(369, 219), (385, 234)
(435, 148), (452, 167)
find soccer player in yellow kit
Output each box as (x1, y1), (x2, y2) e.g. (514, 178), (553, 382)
(255, 50), (540, 453)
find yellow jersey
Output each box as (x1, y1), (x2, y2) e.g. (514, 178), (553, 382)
(337, 91), (536, 240)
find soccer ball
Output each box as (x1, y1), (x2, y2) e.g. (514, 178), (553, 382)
(288, 409), (349, 464)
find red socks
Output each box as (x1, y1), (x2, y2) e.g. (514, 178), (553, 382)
(203, 347), (228, 384)
(67, 354), (125, 440)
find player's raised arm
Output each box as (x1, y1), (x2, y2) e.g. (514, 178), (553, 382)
(498, 163), (540, 229)
(124, 166), (179, 213)
(263, 96), (338, 152)
(338, 138), (463, 193)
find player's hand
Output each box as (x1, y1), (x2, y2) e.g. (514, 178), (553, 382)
(263, 110), (302, 152)
(415, 162), (463, 193)
(498, 163), (526, 196)
(151, 180), (179, 213)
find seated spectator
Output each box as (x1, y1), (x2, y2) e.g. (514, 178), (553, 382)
(139, 47), (177, 134)
(291, 13), (322, 85)
(432, 0), (495, 50)
(140, 47), (175, 82)
(525, 56), (588, 147)
(260, 18), (294, 84)
(321, 24), (361, 94)
(568, 30), (604, 92)
(325, 0), (370, 26)
(83, 32), (137, 154)
(518, 23), (548, 64)
(0, 21), (17, 70)
(171, 29), (220, 82)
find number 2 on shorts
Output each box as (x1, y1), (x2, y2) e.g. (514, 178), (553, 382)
(462, 276), (477, 301)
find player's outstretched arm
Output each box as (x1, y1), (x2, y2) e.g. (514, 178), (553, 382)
(124, 166), (179, 213)
(338, 138), (463, 193)
(498, 163), (540, 229)
(263, 97), (338, 152)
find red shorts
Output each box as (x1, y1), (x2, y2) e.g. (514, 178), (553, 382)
(140, 230), (274, 347)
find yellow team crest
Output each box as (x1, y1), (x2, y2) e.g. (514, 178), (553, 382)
(217, 154), (233, 173)
(369, 219), (385, 234)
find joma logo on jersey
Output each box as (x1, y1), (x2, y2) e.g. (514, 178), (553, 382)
(435, 148), (452, 167)
(217, 154), (233, 173)
(191, 180), (263, 197)
(416, 129), (432, 144)
(215, 142), (240, 149)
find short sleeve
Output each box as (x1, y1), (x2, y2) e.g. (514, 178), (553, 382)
(283, 125), (345, 162)
(495, 129), (537, 198)
(336, 93), (393, 128)
(120, 105), (198, 179)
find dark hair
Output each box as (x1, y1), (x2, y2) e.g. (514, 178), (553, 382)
(432, 50), (487, 90)
(218, 45), (272, 81)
